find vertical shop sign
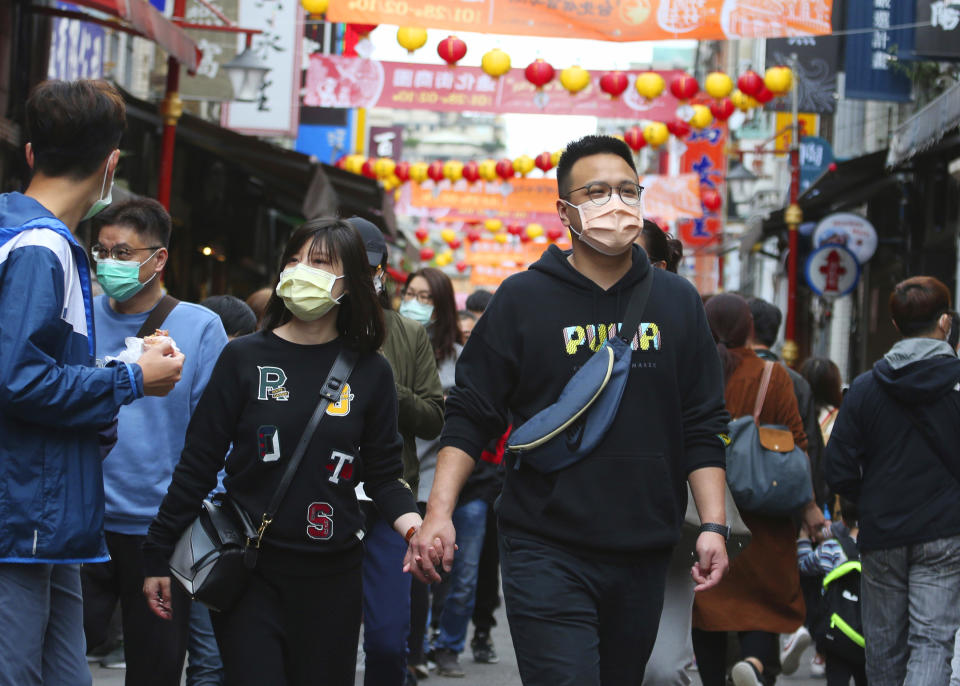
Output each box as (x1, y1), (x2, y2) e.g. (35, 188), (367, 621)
(844, 0), (914, 101)
(47, 2), (104, 80)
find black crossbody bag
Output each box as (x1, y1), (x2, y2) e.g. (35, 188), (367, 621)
(169, 348), (358, 612)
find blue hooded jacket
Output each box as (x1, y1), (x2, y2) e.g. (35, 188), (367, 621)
(0, 192), (143, 563)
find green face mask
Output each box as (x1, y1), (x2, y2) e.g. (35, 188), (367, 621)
(82, 160), (115, 222)
(96, 250), (159, 302)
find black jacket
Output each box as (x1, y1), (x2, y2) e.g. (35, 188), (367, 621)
(441, 245), (729, 556)
(825, 338), (960, 551)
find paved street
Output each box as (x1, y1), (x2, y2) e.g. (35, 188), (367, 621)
(91, 601), (828, 686)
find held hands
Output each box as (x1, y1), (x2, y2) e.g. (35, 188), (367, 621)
(143, 576), (173, 620)
(691, 531), (729, 592)
(803, 501), (827, 544)
(403, 515), (458, 584)
(137, 340), (185, 397)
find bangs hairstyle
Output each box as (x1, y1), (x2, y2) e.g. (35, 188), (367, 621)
(263, 219), (385, 354)
(889, 276), (951, 337)
(26, 79), (125, 179)
(92, 198), (172, 248)
(405, 267), (461, 361)
(556, 135), (637, 197)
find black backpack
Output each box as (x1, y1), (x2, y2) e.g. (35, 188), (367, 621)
(818, 534), (865, 664)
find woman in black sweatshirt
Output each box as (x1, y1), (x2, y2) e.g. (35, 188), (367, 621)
(142, 219), (421, 686)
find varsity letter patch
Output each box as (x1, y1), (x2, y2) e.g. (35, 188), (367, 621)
(258, 426), (281, 462)
(306, 502), (334, 540)
(326, 450), (355, 484)
(257, 366), (289, 401)
(325, 383), (354, 416)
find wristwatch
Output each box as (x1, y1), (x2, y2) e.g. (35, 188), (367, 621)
(699, 523), (730, 540)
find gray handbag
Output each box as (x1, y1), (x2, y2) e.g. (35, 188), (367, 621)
(683, 483), (751, 561)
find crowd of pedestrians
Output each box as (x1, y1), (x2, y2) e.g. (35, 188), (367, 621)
(5, 78), (960, 686)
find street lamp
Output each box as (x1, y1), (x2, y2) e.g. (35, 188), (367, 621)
(222, 47), (271, 103)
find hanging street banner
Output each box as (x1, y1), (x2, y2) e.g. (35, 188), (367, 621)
(844, 0), (914, 102)
(328, 0), (832, 41)
(48, 2), (105, 81)
(305, 55), (687, 118)
(676, 125), (727, 248)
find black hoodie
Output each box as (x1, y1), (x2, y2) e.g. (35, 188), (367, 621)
(441, 245), (729, 556)
(825, 338), (960, 551)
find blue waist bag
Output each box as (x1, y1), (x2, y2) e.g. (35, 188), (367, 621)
(506, 269), (654, 474)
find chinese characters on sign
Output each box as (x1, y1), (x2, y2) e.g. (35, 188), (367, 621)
(915, 0), (960, 59)
(47, 2), (104, 81)
(844, 0), (913, 101)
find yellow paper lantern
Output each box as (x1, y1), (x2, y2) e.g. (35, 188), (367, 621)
(513, 155), (535, 177)
(494, 233), (508, 244)
(396, 27), (427, 54)
(409, 162), (429, 183)
(551, 150), (563, 167)
(344, 154), (365, 175)
(635, 72), (665, 100)
(484, 218), (503, 233)
(560, 65), (591, 94)
(374, 157), (396, 179)
(704, 71), (733, 99)
(764, 66), (793, 96)
(642, 122), (669, 148)
(481, 48), (512, 78)
(301, 0), (328, 15)
(730, 89), (758, 112)
(526, 223), (544, 239)
(689, 104), (714, 130)
(478, 159), (498, 182)
(436, 251), (454, 267)
(443, 159), (464, 182)
(440, 228), (458, 244)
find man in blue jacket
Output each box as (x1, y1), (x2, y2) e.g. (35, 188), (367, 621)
(826, 275), (960, 686)
(0, 79), (184, 686)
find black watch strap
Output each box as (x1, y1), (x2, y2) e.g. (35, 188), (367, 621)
(699, 523), (730, 540)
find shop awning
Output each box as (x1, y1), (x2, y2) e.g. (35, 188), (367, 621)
(888, 81), (960, 167)
(51, 0), (199, 71)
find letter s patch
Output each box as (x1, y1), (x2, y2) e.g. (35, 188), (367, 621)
(306, 502), (333, 540)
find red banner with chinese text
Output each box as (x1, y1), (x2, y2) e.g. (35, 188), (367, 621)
(327, 0), (832, 42)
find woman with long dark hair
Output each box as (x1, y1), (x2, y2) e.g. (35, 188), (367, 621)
(799, 357), (844, 447)
(692, 293), (823, 686)
(399, 267), (461, 362)
(638, 219), (684, 273)
(141, 219), (422, 686)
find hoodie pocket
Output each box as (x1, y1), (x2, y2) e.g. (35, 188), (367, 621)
(540, 451), (678, 548)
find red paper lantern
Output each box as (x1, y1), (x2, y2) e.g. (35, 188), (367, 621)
(525, 59), (555, 89)
(599, 71), (629, 98)
(507, 223), (524, 236)
(427, 160), (445, 183)
(709, 98), (736, 122)
(495, 158), (516, 180)
(456, 261), (468, 273)
(437, 36), (467, 66)
(334, 155), (348, 169)
(349, 23), (378, 35)
(448, 239), (462, 250)
(419, 247), (435, 261)
(415, 227), (429, 243)
(667, 119), (691, 138)
(535, 151), (554, 173)
(394, 161), (411, 182)
(737, 70), (764, 97)
(669, 73), (699, 101)
(753, 85), (775, 104)
(546, 227), (564, 241)
(462, 161), (480, 183)
(466, 228), (482, 242)
(624, 126), (647, 152)
(828, 162), (838, 172)
(520, 233), (532, 243)
(361, 158), (378, 178)
(701, 188), (722, 212)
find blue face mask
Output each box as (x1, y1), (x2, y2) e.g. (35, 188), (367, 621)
(398, 299), (434, 326)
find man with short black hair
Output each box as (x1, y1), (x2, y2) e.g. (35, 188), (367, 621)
(408, 135), (731, 685)
(465, 289), (493, 319)
(202, 295), (257, 339)
(0, 79), (183, 686)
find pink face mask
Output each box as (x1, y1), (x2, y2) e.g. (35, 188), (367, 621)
(562, 196), (642, 256)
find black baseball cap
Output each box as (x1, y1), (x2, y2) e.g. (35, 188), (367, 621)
(346, 217), (387, 267)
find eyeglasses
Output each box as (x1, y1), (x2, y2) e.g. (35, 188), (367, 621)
(563, 181), (644, 207)
(402, 289), (433, 305)
(91, 244), (163, 262)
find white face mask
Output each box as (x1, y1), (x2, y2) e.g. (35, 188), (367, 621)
(82, 154), (116, 222)
(563, 195), (642, 256)
(275, 263), (344, 321)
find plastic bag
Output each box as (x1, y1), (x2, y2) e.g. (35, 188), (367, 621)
(105, 334), (180, 365)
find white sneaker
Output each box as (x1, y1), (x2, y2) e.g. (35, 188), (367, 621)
(731, 660), (763, 686)
(810, 652), (826, 677)
(779, 626), (812, 675)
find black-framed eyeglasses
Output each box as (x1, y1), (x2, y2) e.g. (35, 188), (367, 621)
(402, 289), (433, 305)
(562, 181), (644, 207)
(91, 244), (163, 262)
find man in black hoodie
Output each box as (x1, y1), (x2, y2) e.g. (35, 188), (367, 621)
(405, 135), (731, 686)
(825, 276), (960, 686)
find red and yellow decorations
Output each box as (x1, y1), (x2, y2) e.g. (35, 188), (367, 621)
(546, 226), (565, 242)
(701, 188), (722, 213)
(599, 70), (629, 99)
(635, 71), (664, 100)
(669, 73), (698, 101)
(560, 65), (591, 95)
(524, 59), (556, 90)
(535, 151), (554, 173)
(494, 233), (509, 244)
(737, 70), (764, 98)
(419, 247), (435, 261)
(704, 72), (733, 100)
(643, 121), (669, 148)
(443, 159), (464, 183)
(409, 161), (429, 183)
(456, 261), (468, 273)
(394, 161), (411, 183)
(667, 119), (692, 139)
(624, 126), (646, 152)
(481, 48), (512, 79)
(374, 157), (396, 180)
(478, 158), (498, 182)
(730, 89), (758, 112)
(343, 154), (365, 175)
(753, 85), (775, 105)
(301, 0), (328, 17)
(526, 223), (544, 239)
(396, 26), (427, 54)
(440, 228), (458, 245)
(507, 223), (524, 236)
(484, 218), (503, 233)
(495, 158), (516, 180)
(465, 227), (483, 242)
(361, 158), (378, 179)
(427, 160), (445, 183)
(437, 36), (467, 67)
(689, 104), (713, 130)
(415, 227), (429, 244)
(710, 98), (736, 122)
(513, 155), (535, 177)
(551, 150), (563, 167)
(462, 160), (481, 184)
(764, 66), (793, 97)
